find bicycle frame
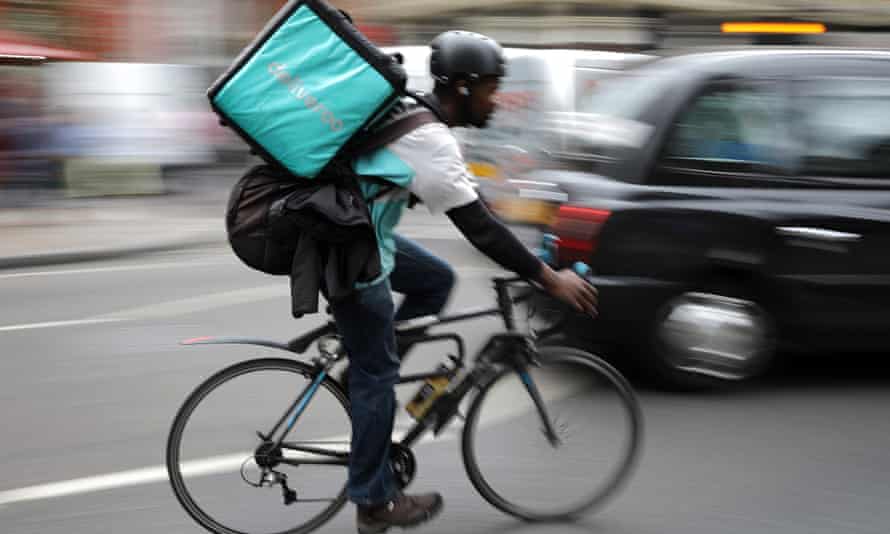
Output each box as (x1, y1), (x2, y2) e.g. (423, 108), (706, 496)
(180, 276), (566, 466)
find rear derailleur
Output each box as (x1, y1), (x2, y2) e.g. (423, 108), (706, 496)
(242, 441), (298, 505)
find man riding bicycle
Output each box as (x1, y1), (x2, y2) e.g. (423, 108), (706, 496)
(334, 30), (599, 534)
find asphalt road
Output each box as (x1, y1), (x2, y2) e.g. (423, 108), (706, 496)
(2, 215), (889, 534)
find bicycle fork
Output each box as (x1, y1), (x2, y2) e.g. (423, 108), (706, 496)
(518, 369), (563, 448)
(482, 333), (564, 448)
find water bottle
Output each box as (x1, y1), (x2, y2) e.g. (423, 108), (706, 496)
(405, 364), (454, 421)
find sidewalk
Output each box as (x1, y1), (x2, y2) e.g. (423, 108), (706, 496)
(0, 194), (226, 270)
(0, 154), (478, 271)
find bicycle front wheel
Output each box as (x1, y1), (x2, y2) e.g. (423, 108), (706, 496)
(166, 358), (351, 534)
(462, 346), (643, 521)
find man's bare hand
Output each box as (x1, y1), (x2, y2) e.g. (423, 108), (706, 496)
(538, 265), (599, 317)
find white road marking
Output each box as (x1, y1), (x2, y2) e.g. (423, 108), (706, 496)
(0, 260), (230, 280)
(0, 243), (546, 504)
(0, 465), (168, 506)
(0, 431), (435, 507)
(0, 318), (124, 333)
(0, 264), (500, 333)
(0, 448), (355, 506)
(94, 286), (285, 322)
(0, 286), (285, 333)
(0, 372), (586, 506)
(0, 259), (492, 282)
(0, 453), (246, 506)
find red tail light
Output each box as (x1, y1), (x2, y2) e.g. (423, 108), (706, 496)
(552, 205), (611, 266)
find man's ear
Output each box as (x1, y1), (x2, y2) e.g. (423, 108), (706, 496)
(457, 82), (470, 96)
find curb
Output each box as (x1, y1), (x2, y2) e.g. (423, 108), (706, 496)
(0, 235), (224, 271)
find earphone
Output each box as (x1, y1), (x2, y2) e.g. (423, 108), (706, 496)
(458, 86), (469, 96)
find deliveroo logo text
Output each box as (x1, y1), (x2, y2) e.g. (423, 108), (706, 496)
(268, 62), (343, 132)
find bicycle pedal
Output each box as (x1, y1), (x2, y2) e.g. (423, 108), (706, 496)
(280, 476), (298, 505)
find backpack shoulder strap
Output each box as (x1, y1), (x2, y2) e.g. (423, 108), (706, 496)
(405, 90), (448, 123)
(352, 102), (443, 204)
(353, 107), (440, 156)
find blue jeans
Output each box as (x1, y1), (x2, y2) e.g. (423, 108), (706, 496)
(330, 235), (455, 506)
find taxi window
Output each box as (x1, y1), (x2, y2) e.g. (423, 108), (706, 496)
(795, 77), (890, 179)
(664, 83), (788, 170)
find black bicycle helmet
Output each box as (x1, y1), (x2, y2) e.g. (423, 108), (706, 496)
(429, 31), (505, 84)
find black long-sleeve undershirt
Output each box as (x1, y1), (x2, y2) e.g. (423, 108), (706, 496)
(446, 199), (543, 280)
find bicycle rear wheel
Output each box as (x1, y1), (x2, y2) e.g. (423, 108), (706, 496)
(462, 346), (642, 521)
(166, 358), (351, 534)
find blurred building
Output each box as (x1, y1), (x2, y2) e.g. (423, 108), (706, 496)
(0, 1), (370, 64)
(4, 1), (890, 65)
(349, 0), (890, 50)
(1, 0), (889, 199)
(0, 1), (119, 59)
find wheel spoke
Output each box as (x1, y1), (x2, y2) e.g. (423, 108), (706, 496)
(462, 347), (643, 521)
(167, 358), (351, 534)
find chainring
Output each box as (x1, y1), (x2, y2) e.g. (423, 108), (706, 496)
(389, 443), (417, 489)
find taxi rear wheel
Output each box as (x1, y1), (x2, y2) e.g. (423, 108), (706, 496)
(644, 276), (776, 390)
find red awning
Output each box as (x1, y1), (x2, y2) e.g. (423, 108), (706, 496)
(0, 30), (96, 61)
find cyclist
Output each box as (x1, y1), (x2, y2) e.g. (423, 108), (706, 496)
(336, 30), (599, 534)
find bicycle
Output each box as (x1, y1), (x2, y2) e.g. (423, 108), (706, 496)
(166, 274), (643, 534)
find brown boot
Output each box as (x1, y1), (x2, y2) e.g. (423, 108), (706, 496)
(356, 492), (443, 534)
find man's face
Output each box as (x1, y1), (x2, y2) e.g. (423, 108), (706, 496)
(468, 76), (501, 128)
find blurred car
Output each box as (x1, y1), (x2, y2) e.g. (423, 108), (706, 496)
(461, 49), (653, 225)
(383, 45), (652, 218)
(524, 48), (890, 388)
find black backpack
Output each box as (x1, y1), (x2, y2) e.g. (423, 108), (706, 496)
(226, 106), (440, 276)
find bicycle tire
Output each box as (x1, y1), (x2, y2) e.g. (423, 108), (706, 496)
(166, 358), (351, 534)
(461, 346), (643, 521)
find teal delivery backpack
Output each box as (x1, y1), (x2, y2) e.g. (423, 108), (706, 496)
(208, 0), (407, 178)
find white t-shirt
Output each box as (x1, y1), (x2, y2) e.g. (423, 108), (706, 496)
(353, 122), (478, 282)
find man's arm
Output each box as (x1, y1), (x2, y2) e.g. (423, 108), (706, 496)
(445, 200), (540, 278)
(391, 124), (596, 314)
(446, 200), (598, 316)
